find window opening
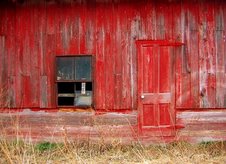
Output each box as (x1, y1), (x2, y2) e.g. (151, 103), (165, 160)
(56, 56), (93, 108)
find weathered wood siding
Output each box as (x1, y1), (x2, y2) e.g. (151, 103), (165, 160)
(0, 110), (225, 143)
(0, 0), (226, 110)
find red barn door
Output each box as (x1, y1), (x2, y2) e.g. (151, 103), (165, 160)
(137, 41), (181, 137)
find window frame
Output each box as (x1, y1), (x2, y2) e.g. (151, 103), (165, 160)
(55, 55), (94, 108)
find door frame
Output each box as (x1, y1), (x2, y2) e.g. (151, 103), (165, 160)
(136, 40), (184, 136)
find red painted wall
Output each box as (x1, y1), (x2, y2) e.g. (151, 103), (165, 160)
(0, 0), (226, 110)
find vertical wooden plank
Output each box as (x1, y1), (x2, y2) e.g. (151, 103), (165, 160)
(170, 46), (176, 127)
(40, 6), (48, 78)
(121, 3), (127, 109)
(179, 1), (192, 107)
(0, 7), (15, 36)
(7, 42), (16, 107)
(79, 3), (87, 54)
(14, 6), (34, 107)
(155, 2), (166, 40)
(46, 5), (55, 36)
(45, 5), (56, 108)
(199, 1), (216, 108)
(114, 3), (123, 110)
(27, 6), (37, 107)
(114, 4), (123, 109)
(15, 7), (24, 107)
(206, 2), (216, 108)
(164, 1), (173, 40)
(199, 1), (209, 108)
(172, 0), (182, 42)
(5, 8), (16, 108)
(55, 6), (64, 55)
(95, 3), (105, 109)
(139, 1), (152, 40)
(175, 45), (183, 107)
(215, 1), (224, 107)
(61, 6), (70, 54)
(104, 4), (115, 110)
(154, 47), (159, 94)
(121, 4), (131, 109)
(0, 36), (7, 107)
(127, 4), (137, 110)
(32, 6), (47, 107)
(85, 4), (96, 55)
(46, 33), (56, 108)
(0, 8), (3, 36)
(189, 3), (200, 108)
(173, 0), (183, 107)
(85, 3), (97, 109)
(40, 76), (48, 108)
(67, 5), (80, 54)
(38, 6), (48, 107)
(22, 7), (33, 107)
(22, 75), (31, 107)
(190, 25), (200, 108)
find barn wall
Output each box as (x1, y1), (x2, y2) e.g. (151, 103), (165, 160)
(0, 0), (226, 110)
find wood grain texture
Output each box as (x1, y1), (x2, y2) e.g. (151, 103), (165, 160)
(0, 109), (225, 143)
(0, 1), (225, 110)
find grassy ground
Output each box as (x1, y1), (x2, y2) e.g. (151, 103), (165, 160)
(0, 139), (226, 164)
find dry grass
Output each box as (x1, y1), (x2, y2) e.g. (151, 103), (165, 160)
(0, 138), (225, 164)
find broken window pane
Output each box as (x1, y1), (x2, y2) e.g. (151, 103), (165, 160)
(74, 92), (92, 107)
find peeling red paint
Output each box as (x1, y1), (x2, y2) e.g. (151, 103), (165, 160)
(0, 0), (226, 143)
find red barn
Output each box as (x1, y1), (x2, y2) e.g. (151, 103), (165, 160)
(0, 0), (226, 143)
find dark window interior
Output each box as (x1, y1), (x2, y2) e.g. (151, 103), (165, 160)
(58, 97), (74, 106)
(56, 56), (93, 107)
(58, 82), (74, 93)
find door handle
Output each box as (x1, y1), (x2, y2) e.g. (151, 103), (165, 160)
(141, 95), (145, 99)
